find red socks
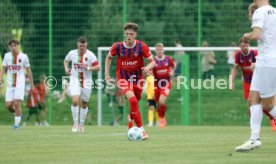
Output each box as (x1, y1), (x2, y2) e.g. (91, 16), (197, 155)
(129, 96), (142, 127)
(158, 104), (167, 118)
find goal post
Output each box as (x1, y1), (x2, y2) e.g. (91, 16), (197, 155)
(97, 47), (257, 127)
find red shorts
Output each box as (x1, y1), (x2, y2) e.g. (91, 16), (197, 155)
(243, 82), (251, 100)
(117, 81), (143, 101)
(154, 83), (172, 101)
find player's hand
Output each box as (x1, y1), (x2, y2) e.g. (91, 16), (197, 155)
(65, 68), (71, 75)
(141, 66), (150, 74)
(169, 71), (174, 77)
(31, 85), (36, 91)
(105, 74), (111, 83)
(244, 64), (255, 71)
(242, 33), (250, 40)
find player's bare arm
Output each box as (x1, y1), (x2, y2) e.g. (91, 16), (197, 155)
(104, 52), (113, 82)
(230, 65), (239, 90)
(64, 60), (71, 75)
(243, 27), (262, 41)
(169, 62), (176, 77)
(0, 66), (6, 86)
(26, 67), (35, 90)
(142, 58), (156, 74)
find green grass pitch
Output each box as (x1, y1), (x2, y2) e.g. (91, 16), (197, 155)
(0, 126), (275, 164)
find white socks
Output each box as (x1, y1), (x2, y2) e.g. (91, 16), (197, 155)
(250, 104), (263, 141)
(15, 116), (21, 126)
(71, 105), (79, 125)
(80, 107), (88, 126)
(269, 106), (276, 119)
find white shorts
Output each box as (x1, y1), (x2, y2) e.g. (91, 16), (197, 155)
(5, 86), (25, 102)
(69, 84), (91, 102)
(250, 67), (276, 98)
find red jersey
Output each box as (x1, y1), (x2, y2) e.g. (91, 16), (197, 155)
(153, 55), (175, 88)
(36, 83), (46, 103)
(27, 89), (38, 108)
(234, 49), (258, 83)
(109, 40), (152, 83)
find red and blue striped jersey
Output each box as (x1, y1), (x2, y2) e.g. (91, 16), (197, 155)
(153, 55), (175, 88)
(109, 40), (152, 82)
(234, 49), (258, 83)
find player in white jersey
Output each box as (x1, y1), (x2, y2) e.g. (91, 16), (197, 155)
(235, 0), (276, 152)
(64, 37), (99, 132)
(0, 39), (35, 129)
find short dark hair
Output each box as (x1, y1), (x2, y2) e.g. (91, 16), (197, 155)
(239, 37), (249, 44)
(124, 22), (139, 32)
(8, 39), (20, 45)
(78, 36), (87, 44)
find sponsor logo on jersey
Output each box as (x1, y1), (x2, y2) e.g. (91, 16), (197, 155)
(8, 64), (21, 72)
(122, 61), (138, 66)
(73, 63), (85, 72)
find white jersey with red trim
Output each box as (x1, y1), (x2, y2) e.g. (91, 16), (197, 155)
(65, 49), (98, 89)
(252, 5), (276, 68)
(2, 52), (30, 88)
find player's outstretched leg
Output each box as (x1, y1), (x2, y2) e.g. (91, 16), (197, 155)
(128, 95), (148, 140)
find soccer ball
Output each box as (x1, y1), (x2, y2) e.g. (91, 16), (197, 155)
(127, 127), (142, 141)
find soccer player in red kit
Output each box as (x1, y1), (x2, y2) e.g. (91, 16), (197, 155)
(230, 38), (276, 131)
(105, 22), (155, 140)
(152, 43), (175, 128)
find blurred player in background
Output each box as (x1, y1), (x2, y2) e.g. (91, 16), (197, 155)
(226, 41), (237, 74)
(0, 39), (35, 129)
(24, 87), (40, 126)
(114, 88), (124, 125)
(230, 38), (276, 131)
(105, 22), (155, 140)
(36, 74), (49, 126)
(201, 41), (217, 79)
(145, 71), (159, 127)
(235, 0), (276, 152)
(64, 37), (99, 132)
(153, 43), (175, 128)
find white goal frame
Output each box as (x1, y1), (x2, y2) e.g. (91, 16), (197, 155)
(97, 46), (257, 126)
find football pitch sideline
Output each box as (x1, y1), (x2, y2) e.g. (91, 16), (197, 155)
(0, 126), (275, 164)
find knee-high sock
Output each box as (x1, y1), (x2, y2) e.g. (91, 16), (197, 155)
(14, 116), (21, 126)
(155, 111), (160, 122)
(71, 105), (79, 125)
(250, 104), (263, 140)
(80, 107), (88, 126)
(158, 104), (167, 118)
(129, 96), (142, 127)
(148, 108), (154, 124)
